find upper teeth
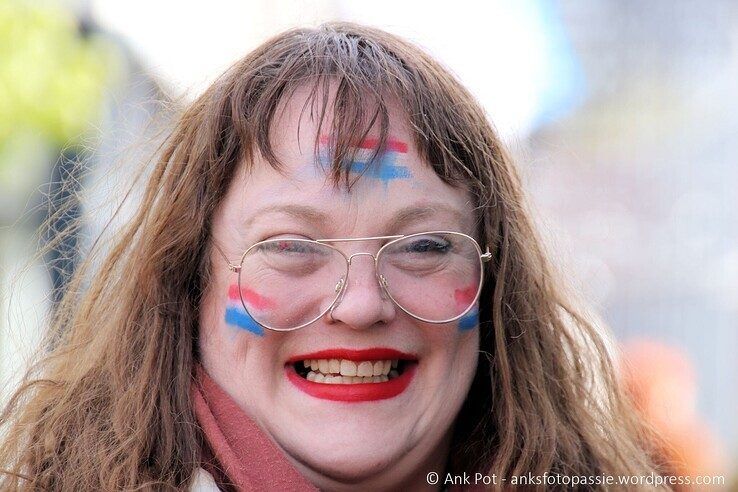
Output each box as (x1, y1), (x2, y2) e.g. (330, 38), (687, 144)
(304, 359), (398, 377)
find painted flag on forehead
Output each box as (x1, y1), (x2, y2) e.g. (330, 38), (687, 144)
(318, 136), (413, 185)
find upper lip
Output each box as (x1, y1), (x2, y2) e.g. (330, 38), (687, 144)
(286, 347), (417, 363)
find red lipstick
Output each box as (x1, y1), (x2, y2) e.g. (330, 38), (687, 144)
(285, 347), (418, 402)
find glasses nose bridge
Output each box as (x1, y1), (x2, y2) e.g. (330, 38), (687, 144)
(337, 249), (385, 293)
(346, 251), (378, 265)
(344, 251), (382, 285)
(332, 250), (387, 317)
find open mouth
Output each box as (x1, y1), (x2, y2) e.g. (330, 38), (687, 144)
(294, 358), (408, 383)
(285, 348), (418, 402)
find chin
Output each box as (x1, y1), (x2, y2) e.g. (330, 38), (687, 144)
(276, 419), (415, 483)
(292, 441), (401, 484)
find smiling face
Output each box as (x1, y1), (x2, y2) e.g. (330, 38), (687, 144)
(198, 86), (480, 489)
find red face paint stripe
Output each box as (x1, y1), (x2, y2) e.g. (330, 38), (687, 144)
(318, 135), (408, 153)
(227, 284), (277, 310)
(454, 284), (478, 307)
(355, 137), (408, 153)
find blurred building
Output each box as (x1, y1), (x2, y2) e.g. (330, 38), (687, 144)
(527, 0), (738, 463)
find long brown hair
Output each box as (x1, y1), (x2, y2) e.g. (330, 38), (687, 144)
(1, 22), (662, 490)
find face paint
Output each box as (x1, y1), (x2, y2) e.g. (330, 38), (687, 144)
(318, 135), (413, 186)
(454, 284), (478, 307)
(229, 284), (277, 310)
(224, 283), (268, 336)
(224, 307), (264, 336)
(454, 283), (480, 331)
(457, 306), (479, 331)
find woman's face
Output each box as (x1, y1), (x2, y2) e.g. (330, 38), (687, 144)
(199, 87), (480, 488)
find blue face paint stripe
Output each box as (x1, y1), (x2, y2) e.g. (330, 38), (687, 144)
(318, 150), (412, 185)
(458, 307), (479, 331)
(368, 152), (412, 182)
(225, 306), (264, 336)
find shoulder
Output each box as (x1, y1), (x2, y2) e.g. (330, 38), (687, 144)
(190, 467), (221, 491)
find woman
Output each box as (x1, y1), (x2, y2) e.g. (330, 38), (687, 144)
(0, 22), (661, 490)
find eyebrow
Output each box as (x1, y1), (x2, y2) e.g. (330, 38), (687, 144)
(243, 202), (470, 235)
(384, 204), (469, 233)
(244, 204), (329, 229)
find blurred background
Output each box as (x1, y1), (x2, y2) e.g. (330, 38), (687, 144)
(1, 0), (735, 486)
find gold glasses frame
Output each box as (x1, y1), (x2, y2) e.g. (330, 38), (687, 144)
(215, 231), (492, 332)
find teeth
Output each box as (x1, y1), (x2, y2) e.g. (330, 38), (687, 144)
(304, 370), (399, 384)
(340, 360), (357, 376)
(301, 358), (402, 378)
(357, 361), (374, 377)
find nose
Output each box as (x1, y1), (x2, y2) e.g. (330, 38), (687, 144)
(327, 253), (396, 330)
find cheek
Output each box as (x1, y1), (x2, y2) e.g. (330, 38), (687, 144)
(454, 284), (477, 306)
(224, 283), (266, 336)
(457, 307), (480, 332)
(454, 283), (480, 332)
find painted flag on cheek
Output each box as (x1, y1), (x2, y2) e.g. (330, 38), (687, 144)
(224, 284), (277, 336)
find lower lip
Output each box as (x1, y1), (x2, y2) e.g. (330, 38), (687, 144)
(285, 363), (417, 402)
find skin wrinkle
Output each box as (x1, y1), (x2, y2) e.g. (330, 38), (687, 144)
(237, 202), (474, 240)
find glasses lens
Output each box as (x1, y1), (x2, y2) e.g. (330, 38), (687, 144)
(238, 239), (347, 331)
(377, 232), (482, 322)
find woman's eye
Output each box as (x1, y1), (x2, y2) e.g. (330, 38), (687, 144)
(261, 240), (313, 254)
(404, 237), (451, 253)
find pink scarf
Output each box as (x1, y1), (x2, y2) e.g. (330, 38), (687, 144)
(191, 364), (318, 491)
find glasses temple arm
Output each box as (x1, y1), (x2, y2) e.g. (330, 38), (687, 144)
(481, 247), (492, 262)
(212, 242), (241, 272)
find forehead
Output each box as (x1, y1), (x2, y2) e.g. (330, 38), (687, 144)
(265, 85), (427, 182)
(229, 85), (476, 237)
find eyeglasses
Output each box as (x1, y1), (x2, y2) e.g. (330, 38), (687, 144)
(216, 231), (491, 332)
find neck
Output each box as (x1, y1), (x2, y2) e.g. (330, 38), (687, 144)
(283, 427), (453, 491)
